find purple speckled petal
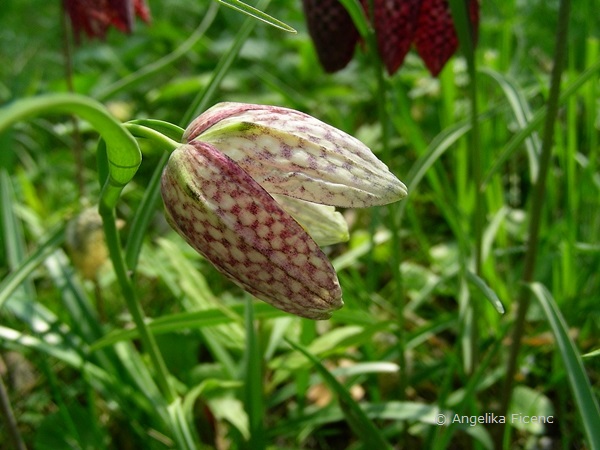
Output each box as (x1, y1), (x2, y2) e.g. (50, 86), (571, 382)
(184, 102), (408, 208)
(161, 141), (343, 320)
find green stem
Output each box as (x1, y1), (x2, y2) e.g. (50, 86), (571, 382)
(125, 123), (181, 149)
(466, 46), (483, 279)
(98, 202), (176, 403)
(466, 10), (482, 378)
(243, 298), (265, 450)
(0, 93), (141, 210)
(498, 0), (571, 440)
(363, 0), (407, 403)
(449, 0), (482, 376)
(0, 365), (26, 450)
(0, 88), (200, 449)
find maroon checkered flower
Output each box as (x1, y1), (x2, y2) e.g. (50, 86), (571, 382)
(302, 0), (479, 76)
(161, 103), (407, 319)
(64, 0), (151, 41)
(301, 0), (360, 72)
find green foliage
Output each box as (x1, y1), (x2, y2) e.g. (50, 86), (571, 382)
(1, 0), (599, 449)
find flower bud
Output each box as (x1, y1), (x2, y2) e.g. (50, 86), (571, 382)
(162, 103), (407, 319)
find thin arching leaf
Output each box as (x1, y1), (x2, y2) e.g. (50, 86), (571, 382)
(528, 282), (600, 448)
(216, 0), (296, 33)
(286, 339), (392, 449)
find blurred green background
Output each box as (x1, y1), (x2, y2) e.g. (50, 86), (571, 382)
(1, 0), (599, 449)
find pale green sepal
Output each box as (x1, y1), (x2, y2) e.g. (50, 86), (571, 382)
(272, 194), (349, 247)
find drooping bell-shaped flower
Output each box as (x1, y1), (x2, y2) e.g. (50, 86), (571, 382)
(301, 0), (360, 72)
(161, 103), (407, 319)
(64, 0), (151, 42)
(412, 0), (480, 76)
(301, 0), (480, 77)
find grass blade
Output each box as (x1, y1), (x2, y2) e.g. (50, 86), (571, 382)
(481, 68), (542, 182)
(483, 59), (600, 186)
(465, 271), (505, 314)
(528, 282), (600, 448)
(90, 303), (284, 349)
(217, 0), (296, 33)
(0, 225), (64, 310)
(286, 339), (392, 449)
(182, 0), (271, 125)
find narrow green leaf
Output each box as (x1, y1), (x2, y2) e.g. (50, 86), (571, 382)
(0, 170), (29, 271)
(0, 225), (64, 310)
(216, 0), (296, 33)
(483, 59), (600, 186)
(286, 339), (392, 450)
(396, 121), (471, 223)
(481, 68), (542, 182)
(0, 326), (155, 419)
(339, 0), (370, 38)
(465, 271), (505, 314)
(167, 399), (201, 450)
(89, 300), (284, 351)
(583, 348), (600, 359)
(528, 282), (600, 448)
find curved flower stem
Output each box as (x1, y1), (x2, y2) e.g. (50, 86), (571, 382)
(98, 199), (200, 450)
(125, 122), (182, 149)
(497, 0), (571, 443)
(123, 122), (182, 271)
(95, 122), (182, 403)
(96, 128), (200, 448)
(0, 93), (141, 211)
(0, 94), (199, 447)
(99, 202), (175, 401)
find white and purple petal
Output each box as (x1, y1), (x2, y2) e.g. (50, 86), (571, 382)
(184, 102), (408, 208)
(161, 141), (343, 320)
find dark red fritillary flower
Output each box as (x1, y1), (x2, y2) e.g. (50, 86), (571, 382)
(413, 0), (480, 76)
(370, 0), (422, 75)
(64, 0), (151, 42)
(302, 0), (480, 77)
(301, 0), (360, 73)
